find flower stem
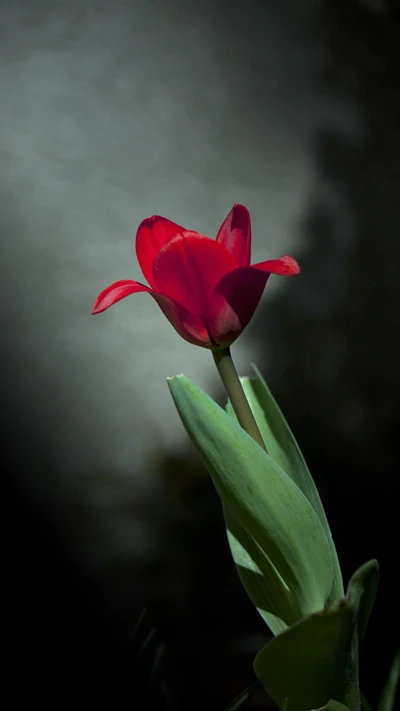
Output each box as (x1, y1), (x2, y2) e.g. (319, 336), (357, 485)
(212, 347), (266, 451)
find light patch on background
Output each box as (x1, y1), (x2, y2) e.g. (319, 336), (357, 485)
(1, 0), (360, 488)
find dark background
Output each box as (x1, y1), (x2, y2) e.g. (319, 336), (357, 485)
(2, 1), (399, 708)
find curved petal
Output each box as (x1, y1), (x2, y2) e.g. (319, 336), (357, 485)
(136, 215), (187, 288)
(208, 267), (269, 346)
(151, 290), (212, 348)
(92, 279), (212, 347)
(252, 254), (300, 276)
(92, 279), (152, 314)
(216, 203), (251, 267)
(152, 233), (237, 320)
(208, 255), (300, 346)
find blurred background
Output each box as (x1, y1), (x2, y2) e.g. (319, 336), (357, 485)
(1, 0), (399, 708)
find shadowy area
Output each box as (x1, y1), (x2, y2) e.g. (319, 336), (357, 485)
(246, 0), (400, 706)
(2, 381), (176, 708)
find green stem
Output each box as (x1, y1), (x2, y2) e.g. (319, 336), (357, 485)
(212, 347), (266, 451)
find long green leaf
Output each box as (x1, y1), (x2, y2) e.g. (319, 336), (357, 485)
(223, 679), (262, 711)
(347, 559), (379, 651)
(225, 366), (344, 604)
(224, 506), (297, 635)
(168, 375), (333, 626)
(378, 651), (400, 711)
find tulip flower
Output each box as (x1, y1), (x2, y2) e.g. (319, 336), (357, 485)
(91, 202), (388, 711)
(92, 204), (299, 349)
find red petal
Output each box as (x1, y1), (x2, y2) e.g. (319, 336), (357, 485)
(208, 268), (269, 346)
(207, 255), (300, 346)
(216, 204), (251, 267)
(136, 215), (187, 288)
(92, 280), (152, 313)
(252, 254), (300, 276)
(150, 292), (212, 347)
(92, 279), (212, 347)
(152, 233), (237, 319)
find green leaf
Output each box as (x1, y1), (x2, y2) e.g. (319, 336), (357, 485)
(224, 506), (298, 635)
(253, 560), (379, 711)
(225, 366), (344, 605)
(360, 692), (374, 711)
(223, 679), (262, 711)
(378, 650), (400, 711)
(347, 559), (379, 651)
(314, 702), (354, 711)
(168, 375), (333, 629)
(253, 601), (356, 711)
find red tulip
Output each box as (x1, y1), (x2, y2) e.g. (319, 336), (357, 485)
(92, 204), (300, 348)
